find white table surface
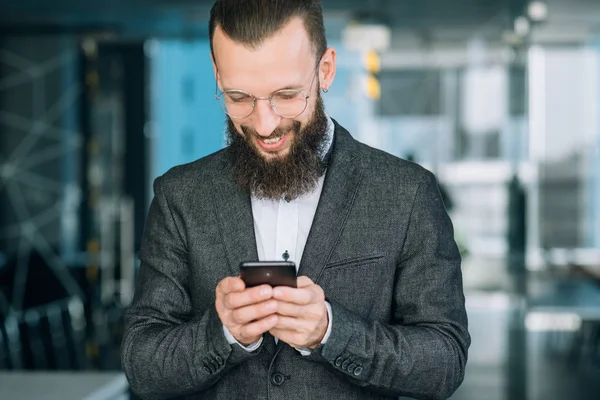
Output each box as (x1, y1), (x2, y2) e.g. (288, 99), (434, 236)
(0, 371), (127, 400)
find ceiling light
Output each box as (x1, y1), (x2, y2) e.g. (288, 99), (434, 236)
(514, 16), (530, 36)
(528, 1), (548, 22)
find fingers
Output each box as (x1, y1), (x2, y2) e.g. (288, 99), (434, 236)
(273, 300), (326, 320)
(215, 275), (326, 347)
(271, 315), (308, 331)
(273, 281), (322, 306)
(273, 287), (311, 305)
(215, 277), (279, 345)
(296, 276), (314, 288)
(216, 276), (245, 295)
(239, 314), (278, 341)
(231, 299), (278, 325)
(225, 284), (273, 309)
(270, 307), (328, 349)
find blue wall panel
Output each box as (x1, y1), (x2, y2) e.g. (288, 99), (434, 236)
(322, 40), (362, 138)
(151, 40), (225, 179)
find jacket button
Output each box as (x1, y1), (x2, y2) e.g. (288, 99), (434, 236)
(353, 366), (364, 376)
(341, 359), (350, 370)
(334, 357), (343, 367)
(271, 372), (285, 386)
(347, 363), (356, 373)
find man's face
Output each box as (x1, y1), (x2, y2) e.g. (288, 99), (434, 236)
(212, 17), (336, 200)
(212, 17), (324, 162)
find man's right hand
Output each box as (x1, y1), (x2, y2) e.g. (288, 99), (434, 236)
(215, 277), (279, 346)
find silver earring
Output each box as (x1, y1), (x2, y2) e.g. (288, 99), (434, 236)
(321, 87), (329, 93)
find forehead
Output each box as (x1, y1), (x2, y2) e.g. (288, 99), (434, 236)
(213, 17), (316, 93)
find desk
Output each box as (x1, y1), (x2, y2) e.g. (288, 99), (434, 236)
(527, 276), (600, 321)
(0, 371), (128, 400)
(525, 274), (600, 372)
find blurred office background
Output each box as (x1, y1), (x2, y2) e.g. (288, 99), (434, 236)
(0, 0), (599, 399)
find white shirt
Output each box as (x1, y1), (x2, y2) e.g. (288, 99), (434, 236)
(223, 116), (335, 354)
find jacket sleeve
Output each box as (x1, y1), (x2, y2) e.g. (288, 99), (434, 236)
(305, 171), (470, 400)
(121, 175), (261, 400)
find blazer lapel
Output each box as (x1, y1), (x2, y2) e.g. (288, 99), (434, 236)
(297, 121), (364, 283)
(211, 154), (259, 277)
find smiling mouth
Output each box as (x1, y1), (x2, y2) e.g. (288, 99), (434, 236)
(252, 131), (291, 154)
(261, 136), (283, 145)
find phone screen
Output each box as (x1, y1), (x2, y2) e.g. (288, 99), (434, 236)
(239, 261), (297, 288)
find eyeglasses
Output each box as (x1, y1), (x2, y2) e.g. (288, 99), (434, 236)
(215, 67), (318, 119)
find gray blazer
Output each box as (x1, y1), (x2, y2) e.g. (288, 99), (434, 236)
(122, 121), (470, 400)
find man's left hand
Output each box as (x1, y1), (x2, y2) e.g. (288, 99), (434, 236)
(269, 276), (328, 349)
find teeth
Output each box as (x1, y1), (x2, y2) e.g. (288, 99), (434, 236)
(262, 137), (282, 144)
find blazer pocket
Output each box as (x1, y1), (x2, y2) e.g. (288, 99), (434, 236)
(319, 254), (389, 318)
(324, 254), (384, 271)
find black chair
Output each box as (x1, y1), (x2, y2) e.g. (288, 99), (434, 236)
(0, 296), (87, 371)
(2, 314), (23, 369)
(23, 308), (48, 369)
(46, 303), (70, 369)
(0, 315), (7, 369)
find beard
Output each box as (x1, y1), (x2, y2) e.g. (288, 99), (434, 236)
(226, 94), (329, 201)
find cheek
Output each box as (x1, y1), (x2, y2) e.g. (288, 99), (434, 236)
(298, 101), (317, 126)
(295, 114), (309, 126)
(284, 119), (303, 132)
(230, 120), (244, 134)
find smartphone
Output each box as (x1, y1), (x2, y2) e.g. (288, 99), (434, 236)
(239, 261), (297, 288)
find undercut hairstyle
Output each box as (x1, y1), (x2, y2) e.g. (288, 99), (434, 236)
(209, 0), (327, 62)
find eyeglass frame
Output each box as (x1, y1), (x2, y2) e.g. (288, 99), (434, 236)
(214, 57), (323, 119)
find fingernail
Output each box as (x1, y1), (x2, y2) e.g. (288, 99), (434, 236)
(260, 286), (271, 296)
(273, 288), (282, 297)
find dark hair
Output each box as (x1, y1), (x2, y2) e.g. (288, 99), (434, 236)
(209, 0), (327, 63)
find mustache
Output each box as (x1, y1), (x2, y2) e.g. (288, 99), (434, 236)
(241, 123), (297, 141)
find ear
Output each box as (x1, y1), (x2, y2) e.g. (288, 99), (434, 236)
(319, 47), (337, 91)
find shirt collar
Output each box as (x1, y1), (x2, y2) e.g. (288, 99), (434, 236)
(319, 115), (335, 161)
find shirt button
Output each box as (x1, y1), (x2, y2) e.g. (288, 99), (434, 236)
(334, 357), (343, 367)
(271, 372), (285, 386)
(347, 363), (356, 373)
(353, 366), (364, 376)
(341, 359), (350, 370)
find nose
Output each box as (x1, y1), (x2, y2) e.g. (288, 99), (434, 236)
(252, 99), (281, 137)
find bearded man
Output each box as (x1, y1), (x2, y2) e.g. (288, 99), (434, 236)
(122, 1), (470, 399)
